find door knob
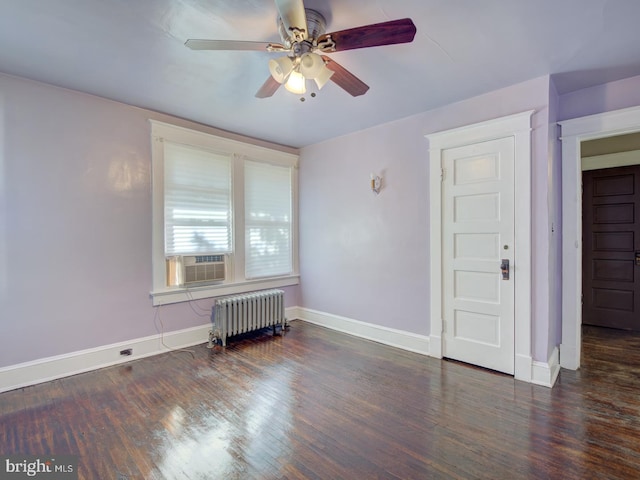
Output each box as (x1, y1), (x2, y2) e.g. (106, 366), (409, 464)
(500, 259), (510, 280)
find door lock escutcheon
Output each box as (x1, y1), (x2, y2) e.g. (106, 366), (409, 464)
(500, 259), (510, 280)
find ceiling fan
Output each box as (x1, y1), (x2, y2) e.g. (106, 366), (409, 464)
(185, 0), (417, 99)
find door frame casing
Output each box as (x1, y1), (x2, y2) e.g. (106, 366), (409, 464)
(559, 106), (640, 370)
(426, 111), (534, 382)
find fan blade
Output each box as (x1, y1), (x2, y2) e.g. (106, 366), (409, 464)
(321, 56), (369, 97)
(274, 0), (308, 41)
(255, 76), (281, 98)
(317, 18), (416, 52)
(185, 39), (285, 51)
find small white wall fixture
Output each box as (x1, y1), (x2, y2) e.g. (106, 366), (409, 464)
(559, 105), (640, 370)
(427, 111), (534, 382)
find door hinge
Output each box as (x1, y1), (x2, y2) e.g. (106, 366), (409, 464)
(441, 167), (446, 182)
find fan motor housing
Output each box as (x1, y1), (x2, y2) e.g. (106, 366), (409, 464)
(278, 8), (326, 46)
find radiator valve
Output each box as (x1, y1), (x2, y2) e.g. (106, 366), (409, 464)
(207, 328), (221, 348)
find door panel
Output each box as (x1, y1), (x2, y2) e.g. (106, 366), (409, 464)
(442, 136), (515, 374)
(583, 165), (640, 330)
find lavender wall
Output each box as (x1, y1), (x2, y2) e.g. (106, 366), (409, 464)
(558, 74), (640, 121)
(1, 69), (589, 372)
(299, 76), (554, 361)
(0, 73), (299, 368)
(299, 117), (431, 334)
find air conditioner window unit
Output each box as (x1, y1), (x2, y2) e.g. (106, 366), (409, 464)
(166, 254), (226, 287)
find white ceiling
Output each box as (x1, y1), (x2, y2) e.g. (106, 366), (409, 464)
(2, 0), (640, 148)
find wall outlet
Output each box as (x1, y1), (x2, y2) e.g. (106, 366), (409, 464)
(119, 348), (132, 356)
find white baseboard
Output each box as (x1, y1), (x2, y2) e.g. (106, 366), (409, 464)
(0, 324), (216, 393)
(429, 334), (442, 358)
(531, 347), (560, 388)
(292, 307), (560, 388)
(0, 307), (300, 393)
(559, 343), (579, 370)
(284, 306), (303, 324)
(1, 307), (554, 392)
(293, 307), (431, 356)
(515, 353), (533, 383)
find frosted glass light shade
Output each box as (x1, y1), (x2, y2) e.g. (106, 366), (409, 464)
(299, 53), (325, 78)
(314, 66), (334, 90)
(285, 70), (306, 94)
(269, 56), (294, 83)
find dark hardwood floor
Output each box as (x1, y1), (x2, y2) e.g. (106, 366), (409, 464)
(2, 321), (640, 479)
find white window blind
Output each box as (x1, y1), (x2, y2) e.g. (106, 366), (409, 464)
(244, 160), (293, 278)
(164, 142), (232, 255)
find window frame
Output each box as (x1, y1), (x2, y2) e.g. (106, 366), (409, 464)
(243, 158), (295, 280)
(150, 120), (299, 306)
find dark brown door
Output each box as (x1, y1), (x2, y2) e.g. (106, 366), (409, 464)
(583, 165), (640, 330)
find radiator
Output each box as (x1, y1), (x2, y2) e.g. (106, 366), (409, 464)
(209, 289), (286, 347)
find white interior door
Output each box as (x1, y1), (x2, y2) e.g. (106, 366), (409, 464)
(441, 136), (515, 374)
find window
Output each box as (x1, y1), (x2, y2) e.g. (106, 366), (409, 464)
(164, 142), (232, 255)
(245, 160), (292, 278)
(150, 121), (299, 305)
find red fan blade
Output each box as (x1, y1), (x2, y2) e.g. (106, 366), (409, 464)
(185, 39), (286, 52)
(321, 56), (369, 97)
(317, 18), (416, 52)
(255, 76), (281, 98)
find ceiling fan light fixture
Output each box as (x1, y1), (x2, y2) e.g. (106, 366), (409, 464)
(313, 65), (334, 90)
(299, 52), (325, 79)
(268, 56), (294, 83)
(284, 70), (306, 94)
(184, 3), (416, 100)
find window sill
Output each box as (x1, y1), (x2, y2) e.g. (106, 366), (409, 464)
(150, 275), (300, 306)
